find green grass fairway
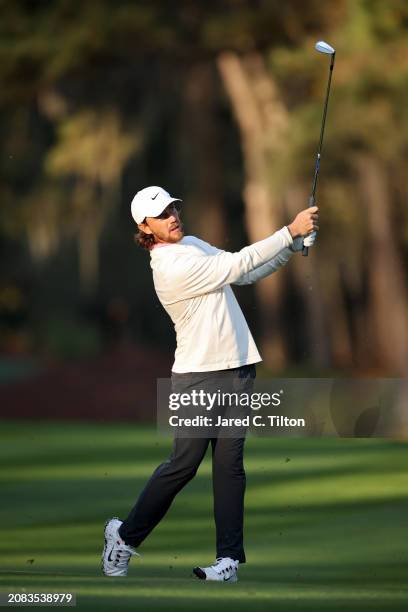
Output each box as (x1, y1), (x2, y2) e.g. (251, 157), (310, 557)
(0, 422), (407, 610)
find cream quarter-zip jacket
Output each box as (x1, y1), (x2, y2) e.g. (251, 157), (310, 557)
(150, 227), (294, 373)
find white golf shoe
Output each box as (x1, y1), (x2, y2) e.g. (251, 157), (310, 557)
(101, 517), (139, 577)
(193, 557), (239, 582)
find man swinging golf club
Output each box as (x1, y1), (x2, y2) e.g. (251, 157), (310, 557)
(101, 185), (318, 582)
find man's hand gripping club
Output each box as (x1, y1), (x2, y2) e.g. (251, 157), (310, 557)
(287, 206), (319, 252)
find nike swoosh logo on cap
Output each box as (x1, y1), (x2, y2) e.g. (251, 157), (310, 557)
(151, 192), (160, 200)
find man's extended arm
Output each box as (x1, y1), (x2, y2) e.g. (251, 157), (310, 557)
(158, 228), (293, 303)
(156, 207), (318, 303)
(206, 235), (310, 286)
(233, 237), (306, 285)
(233, 206), (319, 285)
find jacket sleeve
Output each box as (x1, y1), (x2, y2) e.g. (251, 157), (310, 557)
(158, 228), (293, 302)
(233, 248), (294, 285)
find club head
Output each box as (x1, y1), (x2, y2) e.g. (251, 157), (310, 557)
(315, 40), (335, 55)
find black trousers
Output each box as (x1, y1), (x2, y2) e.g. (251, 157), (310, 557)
(119, 364), (256, 563)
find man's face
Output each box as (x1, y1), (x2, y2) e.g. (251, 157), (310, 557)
(138, 202), (184, 244)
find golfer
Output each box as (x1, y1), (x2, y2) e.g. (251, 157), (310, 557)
(102, 186), (318, 581)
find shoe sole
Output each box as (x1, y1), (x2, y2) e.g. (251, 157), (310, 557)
(192, 567), (238, 582)
(193, 567), (207, 580)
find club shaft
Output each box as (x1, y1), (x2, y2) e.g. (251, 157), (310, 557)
(303, 52), (335, 257)
(313, 53), (335, 195)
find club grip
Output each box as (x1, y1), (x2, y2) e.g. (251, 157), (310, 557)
(302, 195), (315, 257)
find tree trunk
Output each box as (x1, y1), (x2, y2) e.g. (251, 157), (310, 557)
(217, 51), (289, 369)
(183, 63), (226, 247)
(78, 212), (99, 296)
(74, 181), (101, 296)
(284, 185), (334, 368)
(356, 155), (408, 375)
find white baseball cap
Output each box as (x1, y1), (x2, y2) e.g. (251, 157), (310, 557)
(130, 186), (182, 224)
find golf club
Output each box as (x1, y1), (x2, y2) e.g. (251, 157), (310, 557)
(302, 40), (336, 256)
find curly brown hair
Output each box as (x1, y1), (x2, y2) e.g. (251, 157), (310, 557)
(134, 228), (156, 250)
